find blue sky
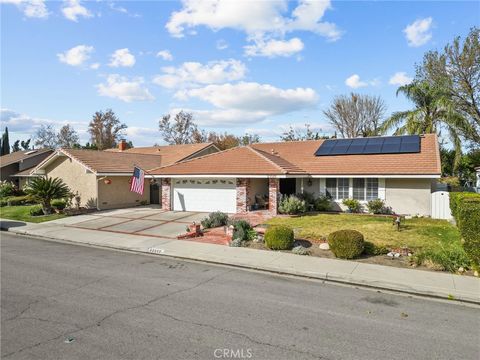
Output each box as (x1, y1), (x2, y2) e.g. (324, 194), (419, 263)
(1, 0), (478, 146)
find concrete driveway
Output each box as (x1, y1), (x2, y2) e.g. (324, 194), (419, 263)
(65, 207), (207, 239)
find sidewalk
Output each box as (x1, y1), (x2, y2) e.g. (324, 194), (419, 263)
(1, 217), (479, 304)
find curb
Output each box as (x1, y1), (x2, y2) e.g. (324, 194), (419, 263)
(2, 227), (479, 305)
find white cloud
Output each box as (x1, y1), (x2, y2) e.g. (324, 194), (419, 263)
(156, 50), (173, 61)
(173, 81), (318, 125)
(57, 45), (94, 66)
(245, 122), (331, 138)
(152, 59), (246, 89)
(389, 72), (413, 86)
(96, 75), (154, 102)
(403, 17), (433, 47)
(244, 37), (304, 57)
(216, 39), (229, 50)
(62, 0), (92, 22)
(345, 74), (367, 89)
(0, 108), (88, 141)
(90, 62), (100, 70)
(166, 0), (342, 47)
(108, 48), (136, 67)
(1, 0), (49, 18)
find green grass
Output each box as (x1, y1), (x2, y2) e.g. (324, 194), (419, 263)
(0, 205), (66, 223)
(267, 213), (461, 251)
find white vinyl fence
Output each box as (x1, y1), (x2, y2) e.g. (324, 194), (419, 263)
(431, 191), (452, 220)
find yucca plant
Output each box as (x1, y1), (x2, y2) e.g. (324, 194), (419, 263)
(25, 177), (71, 215)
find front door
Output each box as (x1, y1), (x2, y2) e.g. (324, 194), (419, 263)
(279, 178), (296, 196)
(150, 182), (160, 204)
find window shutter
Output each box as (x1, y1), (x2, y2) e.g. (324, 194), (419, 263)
(378, 178), (386, 200)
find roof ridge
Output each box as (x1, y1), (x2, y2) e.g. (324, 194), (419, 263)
(252, 147), (307, 174)
(247, 146), (289, 174)
(146, 144), (241, 172)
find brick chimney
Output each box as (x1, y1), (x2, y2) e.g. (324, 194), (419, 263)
(118, 139), (127, 151)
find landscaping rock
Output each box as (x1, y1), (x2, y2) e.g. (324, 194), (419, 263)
(319, 242), (330, 250)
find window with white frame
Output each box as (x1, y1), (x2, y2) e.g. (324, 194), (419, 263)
(366, 178), (379, 200)
(337, 178), (349, 199)
(326, 178), (337, 199)
(353, 178), (365, 200)
(324, 178), (379, 201)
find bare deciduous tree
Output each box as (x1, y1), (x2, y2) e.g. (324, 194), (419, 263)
(88, 109), (127, 150)
(159, 111), (198, 145)
(34, 124), (58, 148)
(280, 124), (323, 142)
(57, 124), (80, 148)
(324, 93), (387, 138)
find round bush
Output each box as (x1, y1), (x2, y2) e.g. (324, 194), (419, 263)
(327, 230), (364, 259)
(265, 225), (294, 250)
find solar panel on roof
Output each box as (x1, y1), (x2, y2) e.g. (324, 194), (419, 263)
(329, 139), (352, 155)
(347, 138), (368, 154)
(314, 135), (421, 156)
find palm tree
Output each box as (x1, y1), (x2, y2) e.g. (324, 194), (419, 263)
(380, 81), (471, 170)
(25, 177), (71, 215)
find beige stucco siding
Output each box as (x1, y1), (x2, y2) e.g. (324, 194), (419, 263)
(385, 178), (433, 216)
(44, 156), (97, 208)
(97, 176), (150, 210)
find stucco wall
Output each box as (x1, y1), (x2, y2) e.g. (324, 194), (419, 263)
(45, 156), (98, 208)
(248, 178), (269, 205)
(97, 176), (150, 210)
(385, 178), (433, 216)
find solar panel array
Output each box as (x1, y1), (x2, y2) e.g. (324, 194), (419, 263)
(315, 135), (421, 156)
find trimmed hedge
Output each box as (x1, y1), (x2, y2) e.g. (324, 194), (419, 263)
(328, 230), (364, 259)
(0, 195), (35, 207)
(449, 192), (480, 267)
(265, 225), (294, 250)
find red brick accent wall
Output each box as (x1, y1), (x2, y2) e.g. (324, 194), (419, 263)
(161, 178), (171, 210)
(236, 178), (250, 213)
(268, 178), (279, 215)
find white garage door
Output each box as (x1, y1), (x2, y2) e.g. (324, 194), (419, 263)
(172, 178), (236, 213)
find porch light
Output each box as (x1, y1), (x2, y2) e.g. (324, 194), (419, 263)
(104, 179), (112, 185)
(307, 179), (313, 187)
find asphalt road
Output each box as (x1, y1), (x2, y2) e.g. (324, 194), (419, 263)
(1, 233), (479, 360)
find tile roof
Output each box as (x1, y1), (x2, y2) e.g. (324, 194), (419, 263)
(35, 149), (162, 175)
(105, 143), (216, 166)
(0, 149), (53, 167)
(151, 134), (441, 176)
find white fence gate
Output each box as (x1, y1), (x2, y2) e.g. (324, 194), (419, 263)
(431, 191), (452, 220)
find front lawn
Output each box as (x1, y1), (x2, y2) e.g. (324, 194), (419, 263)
(0, 205), (66, 223)
(267, 213), (460, 250)
(265, 213), (469, 272)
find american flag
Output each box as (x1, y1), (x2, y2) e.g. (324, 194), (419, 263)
(130, 166), (145, 195)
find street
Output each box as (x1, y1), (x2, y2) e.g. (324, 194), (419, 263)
(1, 233), (479, 360)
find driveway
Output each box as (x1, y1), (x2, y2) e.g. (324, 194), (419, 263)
(66, 208), (207, 239)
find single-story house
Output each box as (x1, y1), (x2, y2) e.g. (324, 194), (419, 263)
(0, 149), (54, 188)
(30, 142), (219, 210)
(150, 134), (441, 216)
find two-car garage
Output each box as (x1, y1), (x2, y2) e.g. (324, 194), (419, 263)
(172, 178), (237, 213)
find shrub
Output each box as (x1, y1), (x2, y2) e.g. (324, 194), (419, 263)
(265, 225), (294, 250)
(363, 241), (388, 256)
(412, 247), (470, 272)
(229, 238), (244, 247)
(367, 199), (385, 214)
(25, 177), (71, 215)
(51, 199), (67, 210)
(29, 205), (44, 216)
(201, 211), (229, 229)
(292, 245), (308, 255)
(229, 219), (253, 241)
(327, 230), (364, 259)
(296, 191), (315, 206)
(342, 199), (361, 213)
(278, 195), (307, 215)
(0, 181), (16, 198)
(314, 195), (332, 212)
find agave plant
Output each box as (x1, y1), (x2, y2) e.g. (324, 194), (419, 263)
(25, 177), (71, 215)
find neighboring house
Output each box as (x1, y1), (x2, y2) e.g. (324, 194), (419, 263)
(475, 166), (480, 192)
(0, 149), (54, 188)
(31, 142), (218, 210)
(150, 134), (441, 216)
